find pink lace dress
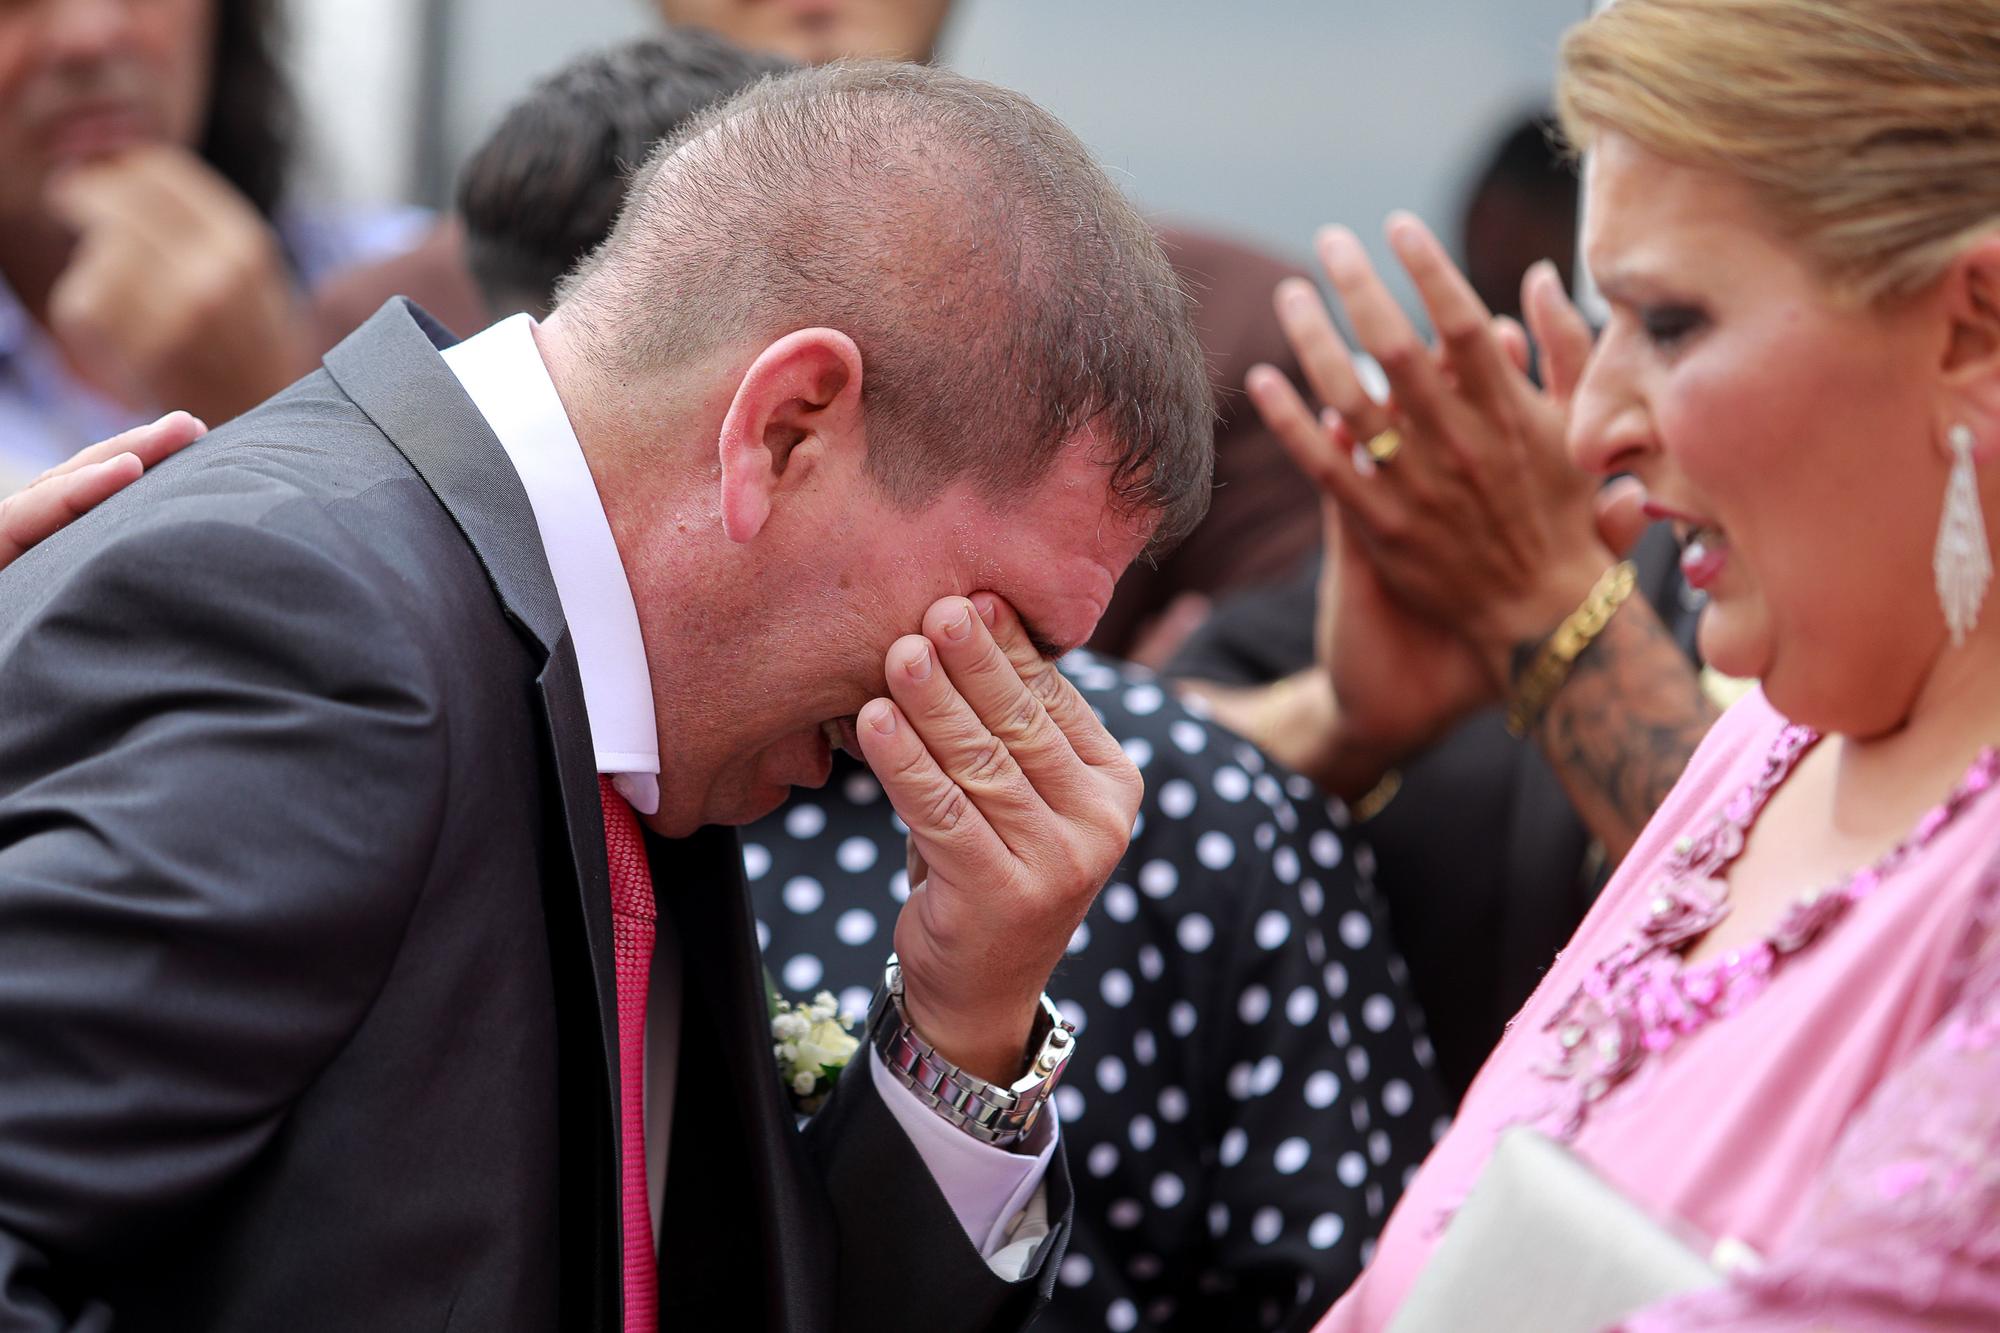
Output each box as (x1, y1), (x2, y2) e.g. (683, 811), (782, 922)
(1319, 689), (2000, 1331)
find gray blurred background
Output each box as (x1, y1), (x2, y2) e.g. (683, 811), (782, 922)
(290, 0), (1589, 315)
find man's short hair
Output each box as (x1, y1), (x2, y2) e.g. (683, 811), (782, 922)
(457, 30), (793, 321)
(555, 60), (1212, 551)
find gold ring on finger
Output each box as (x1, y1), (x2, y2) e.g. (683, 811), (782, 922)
(1365, 427), (1404, 464)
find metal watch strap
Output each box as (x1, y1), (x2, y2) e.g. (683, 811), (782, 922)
(866, 955), (1075, 1149)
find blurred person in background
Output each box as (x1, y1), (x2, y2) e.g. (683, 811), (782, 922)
(0, 0), (430, 486)
(1316, 0), (2000, 1324)
(454, 30), (790, 324)
(455, 36), (1449, 1331)
(657, 0), (951, 64)
(1459, 111), (1577, 326)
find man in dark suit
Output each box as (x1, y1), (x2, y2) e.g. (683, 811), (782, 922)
(0, 62), (1212, 1332)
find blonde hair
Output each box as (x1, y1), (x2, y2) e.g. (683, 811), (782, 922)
(1557, 0), (2000, 303)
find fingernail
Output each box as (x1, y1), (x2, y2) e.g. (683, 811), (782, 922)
(1316, 227), (1356, 263)
(907, 644), (932, 681)
(863, 700), (897, 735)
(943, 602), (972, 641)
(974, 596), (997, 627)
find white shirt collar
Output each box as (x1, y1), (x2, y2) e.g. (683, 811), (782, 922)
(441, 313), (661, 814)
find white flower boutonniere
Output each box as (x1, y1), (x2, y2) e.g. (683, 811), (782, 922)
(770, 989), (861, 1115)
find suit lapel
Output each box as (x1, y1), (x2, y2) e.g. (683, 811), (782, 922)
(325, 301), (841, 1326)
(322, 300), (569, 654)
(324, 298), (619, 1057)
(323, 300), (623, 1317)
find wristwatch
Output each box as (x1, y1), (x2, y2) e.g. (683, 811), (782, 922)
(866, 955), (1076, 1149)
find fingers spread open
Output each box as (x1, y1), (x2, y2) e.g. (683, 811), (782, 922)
(1315, 226), (1453, 439)
(1384, 213), (1519, 414)
(1272, 277), (1389, 439)
(1246, 364), (1398, 533)
(1492, 317), (1532, 377)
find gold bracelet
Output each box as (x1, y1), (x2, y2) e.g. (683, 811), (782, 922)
(1505, 561), (1638, 739)
(1350, 768), (1402, 822)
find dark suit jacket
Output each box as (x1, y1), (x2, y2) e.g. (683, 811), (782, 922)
(0, 301), (1070, 1332)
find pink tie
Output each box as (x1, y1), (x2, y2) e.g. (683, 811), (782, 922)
(599, 776), (658, 1332)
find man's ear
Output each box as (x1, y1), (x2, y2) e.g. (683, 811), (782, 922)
(1940, 236), (2000, 454)
(717, 328), (864, 543)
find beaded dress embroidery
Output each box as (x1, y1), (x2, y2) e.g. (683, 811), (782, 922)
(1528, 725), (2000, 1142)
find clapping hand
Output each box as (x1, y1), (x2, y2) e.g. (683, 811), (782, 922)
(857, 593), (1140, 1084)
(1245, 214), (1611, 760)
(0, 412), (205, 571)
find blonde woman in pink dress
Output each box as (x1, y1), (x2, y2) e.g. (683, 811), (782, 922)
(1242, 0), (2000, 1327)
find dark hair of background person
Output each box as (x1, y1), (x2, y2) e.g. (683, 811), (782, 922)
(200, 0), (297, 220)
(458, 29), (795, 323)
(1458, 110), (1577, 322)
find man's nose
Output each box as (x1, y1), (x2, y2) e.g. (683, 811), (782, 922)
(37, 0), (140, 70)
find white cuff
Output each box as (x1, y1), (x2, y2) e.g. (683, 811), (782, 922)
(868, 1047), (1058, 1278)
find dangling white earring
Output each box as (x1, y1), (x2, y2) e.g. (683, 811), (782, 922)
(1934, 422), (1991, 647)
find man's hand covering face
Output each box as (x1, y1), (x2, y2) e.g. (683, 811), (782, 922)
(859, 592), (1142, 1084)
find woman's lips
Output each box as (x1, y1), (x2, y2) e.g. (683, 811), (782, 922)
(39, 105), (149, 163)
(1679, 528), (1729, 591)
(1639, 495), (1729, 592)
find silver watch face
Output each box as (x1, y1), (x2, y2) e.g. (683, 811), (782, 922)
(867, 966), (1074, 1148)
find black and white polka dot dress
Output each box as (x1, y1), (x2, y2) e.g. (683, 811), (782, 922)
(746, 652), (1447, 1331)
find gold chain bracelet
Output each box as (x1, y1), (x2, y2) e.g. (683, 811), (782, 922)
(1505, 561), (1638, 739)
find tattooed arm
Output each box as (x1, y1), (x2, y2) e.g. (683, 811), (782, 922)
(1521, 594), (1719, 865)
